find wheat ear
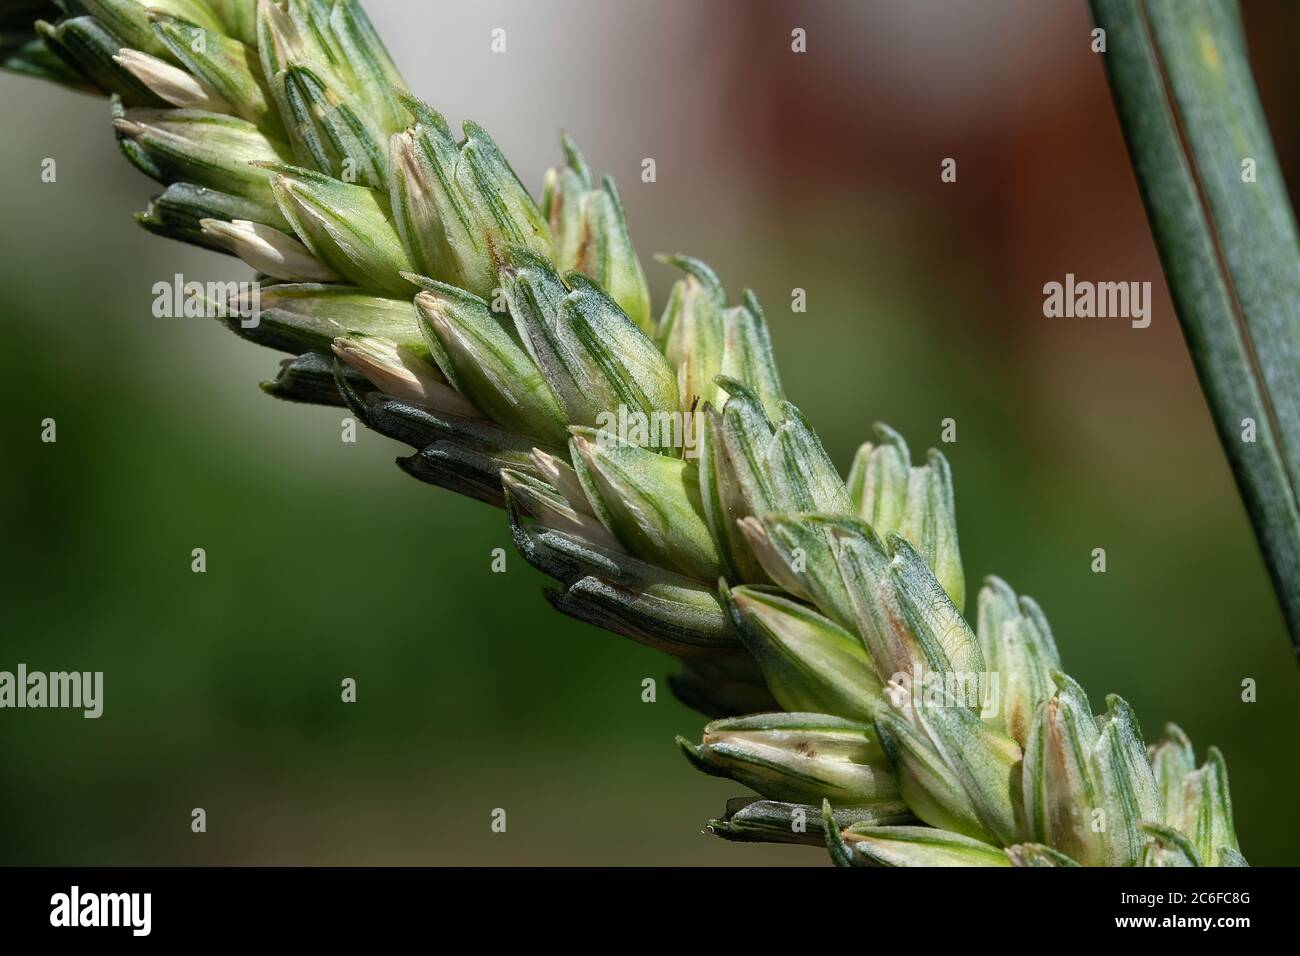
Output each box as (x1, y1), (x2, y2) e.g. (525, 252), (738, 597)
(1, 0), (1245, 867)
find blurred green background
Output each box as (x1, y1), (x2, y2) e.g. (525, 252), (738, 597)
(2, 0), (1299, 865)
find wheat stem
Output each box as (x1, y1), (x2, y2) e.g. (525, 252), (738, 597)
(1091, 0), (1300, 658)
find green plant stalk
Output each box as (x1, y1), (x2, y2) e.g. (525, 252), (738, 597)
(1090, 0), (1300, 656)
(1, 0), (1246, 866)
